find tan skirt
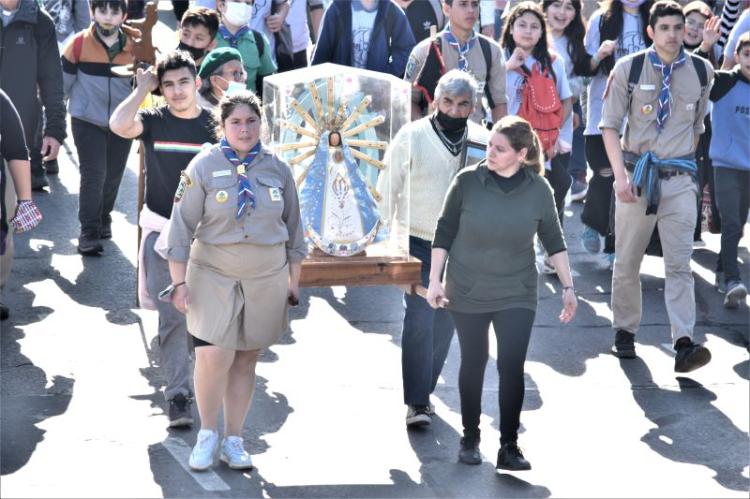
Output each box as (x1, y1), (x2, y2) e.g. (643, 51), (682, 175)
(186, 239), (289, 350)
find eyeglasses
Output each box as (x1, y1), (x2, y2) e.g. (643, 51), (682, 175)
(222, 70), (246, 82)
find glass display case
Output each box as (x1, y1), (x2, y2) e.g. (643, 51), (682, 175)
(263, 64), (419, 287)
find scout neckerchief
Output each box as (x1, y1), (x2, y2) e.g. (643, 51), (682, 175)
(443, 23), (477, 72)
(218, 24), (251, 48)
(647, 46), (687, 131)
(220, 138), (261, 218)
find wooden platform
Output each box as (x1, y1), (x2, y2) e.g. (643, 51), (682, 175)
(300, 254), (422, 288)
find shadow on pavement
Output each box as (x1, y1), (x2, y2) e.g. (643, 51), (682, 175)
(619, 357), (750, 492)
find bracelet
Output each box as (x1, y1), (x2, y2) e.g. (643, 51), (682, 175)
(563, 286), (575, 293)
(173, 281), (186, 289)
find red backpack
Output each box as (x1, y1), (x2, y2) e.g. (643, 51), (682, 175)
(517, 62), (563, 157)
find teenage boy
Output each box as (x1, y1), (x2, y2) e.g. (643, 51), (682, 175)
(600, 0), (714, 372)
(110, 51), (216, 427)
(709, 32), (750, 308)
(404, 0), (507, 124)
(177, 6), (220, 66)
(61, 0), (135, 255)
(214, 0), (276, 93)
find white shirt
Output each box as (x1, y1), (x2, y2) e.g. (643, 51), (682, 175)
(351, 0), (378, 69)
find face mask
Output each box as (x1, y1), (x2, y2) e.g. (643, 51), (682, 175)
(436, 110), (468, 132)
(222, 2), (253, 26)
(177, 41), (207, 62)
(225, 80), (247, 96)
(95, 21), (119, 37)
(621, 0), (646, 9)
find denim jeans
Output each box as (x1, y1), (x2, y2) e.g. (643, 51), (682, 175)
(401, 236), (455, 406)
(714, 167), (750, 284)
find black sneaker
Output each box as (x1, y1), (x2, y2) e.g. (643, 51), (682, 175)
(77, 236), (103, 256)
(405, 405), (431, 427)
(724, 281), (747, 309)
(31, 174), (49, 191)
(100, 224), (112, 240)
(613, 330), (636, 358)
(44, 159), (59, 175)
(496, 442), (531, 471)
(674, 337), (711, 373)
(0, 303), (8, 321)
(458, 436), (482, 465)
(168, 393), (194, 428)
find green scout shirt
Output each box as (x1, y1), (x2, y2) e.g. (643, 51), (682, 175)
(214, 29), (276, 93)
(433, 163), (566, 313)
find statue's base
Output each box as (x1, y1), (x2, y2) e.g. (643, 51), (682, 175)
(300, 252), (422, 288)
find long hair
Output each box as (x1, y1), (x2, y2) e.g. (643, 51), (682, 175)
(501, 1), (555, 75)
(542, 0), (591, 76)
(491, 116), (545, 176)
(598, 0), (654, 75)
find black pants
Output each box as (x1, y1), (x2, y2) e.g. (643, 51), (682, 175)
(276, 49), (308, 73)
(450, 308), (535, 445)
(714, 167), (750, 283)
(546, 153), (572, 227)
(694, 117), (721, 238)
(582, 134), (616, 253)
(71, 118), (132, 239)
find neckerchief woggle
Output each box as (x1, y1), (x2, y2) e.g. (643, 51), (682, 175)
(218, 24), (251, 48)
(220, 138), (261, 218)
(647, 46), (687, 131)
(443, 23), (477, 72)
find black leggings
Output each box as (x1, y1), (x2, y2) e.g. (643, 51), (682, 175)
(546, 153), (572, 227)
(450, 308), (535, 445)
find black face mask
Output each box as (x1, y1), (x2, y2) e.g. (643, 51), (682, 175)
(177, 42), (207, 62)
(435, 110), (468, 132)
(94, 22), (118, 38)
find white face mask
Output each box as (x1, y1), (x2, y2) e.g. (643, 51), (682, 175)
(223, 2), (253, 26)
(225, 80), (247, 96)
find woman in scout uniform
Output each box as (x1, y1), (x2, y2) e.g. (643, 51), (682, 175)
(164, 91), (307, 472)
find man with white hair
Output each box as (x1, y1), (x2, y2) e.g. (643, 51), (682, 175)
(380, 70), (489, 428)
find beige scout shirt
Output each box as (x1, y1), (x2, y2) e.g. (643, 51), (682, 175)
(404, 32), (507, 124)
(599, 51), (714, 160)
(166, 144), (308, 264)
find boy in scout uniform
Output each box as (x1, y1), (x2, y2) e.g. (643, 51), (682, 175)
(600, 0), (714, 372)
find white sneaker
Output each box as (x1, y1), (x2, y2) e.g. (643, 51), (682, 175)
(220, 435), (254, 469)
(189, 429), (219, 471)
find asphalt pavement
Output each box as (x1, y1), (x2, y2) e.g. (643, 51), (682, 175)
(1, 4), (748, 498)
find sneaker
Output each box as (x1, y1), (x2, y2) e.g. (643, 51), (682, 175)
(693, 238), (706, 248)
(496, 442), (531, 471)
(715, 272), (725, 293)
(458, 436), (482, 465)
(100, 224), (112, 240)
(425, 402), (436, 416)
(581, 225), (601, 254)
(77, 236), (103, 256)
(569, 179), (588, 202)
(674, 337), (712, 373)
(220, 435), (254, 470)
(613, 329), (636, 359)
(44, 159), (59, 175)
(406, 405), (432, 427)
(0, 303), (8, 321)
(541, 255), (556, 275)
(189, 429), (219, 471)
(168, 393), (193, 428)
(31, 174), (49, 191)
(724, 281), (747, 309)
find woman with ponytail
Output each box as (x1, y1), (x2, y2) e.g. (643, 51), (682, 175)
(426, 115), (577, 473)
(580, 0), (653, 267)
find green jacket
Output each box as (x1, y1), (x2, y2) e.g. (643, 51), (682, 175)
(433, 162), (566, 313)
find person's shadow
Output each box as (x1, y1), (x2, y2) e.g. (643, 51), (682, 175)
(619, 357), (749, 492)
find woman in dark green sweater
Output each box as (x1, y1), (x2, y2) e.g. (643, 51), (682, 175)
(427, 116), (577, 472)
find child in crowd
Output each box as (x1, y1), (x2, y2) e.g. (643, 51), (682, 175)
(61, 0), (136, 255)
(214, 0), (276, 93)
(177, 6), (220, 67)
(710, 32), (750, 308)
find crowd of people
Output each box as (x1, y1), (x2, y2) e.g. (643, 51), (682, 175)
(0, 0), (748, 477)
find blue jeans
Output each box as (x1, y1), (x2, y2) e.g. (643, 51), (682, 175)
(402, 236), (455, 406)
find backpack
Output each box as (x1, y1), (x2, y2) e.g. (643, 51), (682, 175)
(414, 35), (495, 112)
(516, 62), (564, 157)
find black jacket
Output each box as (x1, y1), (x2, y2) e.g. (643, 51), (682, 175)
(0, 1), (67, 144)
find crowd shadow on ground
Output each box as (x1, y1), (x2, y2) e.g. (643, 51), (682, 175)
(620, 358), (749, 492)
